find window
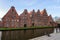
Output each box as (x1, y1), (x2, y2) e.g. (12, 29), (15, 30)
(15, 22), (19, 27)
(37, 14), (40, 17)
(6, 22), (9, 27)
(6, 24), (9, 27)
(11, 20), (15, 27)
(32, 19), (34, 22)
(32, 23), (34, 26)
(12, 19), (14, 22)
(37, 19), (40, 22)
(23, 17), (26, 20)
(17, 20), (19, 22)
(12, 16), (16, 19)
(12, 8), (14, 12)
(25, 14), (27, 16)
(6, 19), (8, 21)
(24, 24), (27, 27)
(11, 22), (14, 26)
(24, 21), (26, 24)
(30, 15), (31, 17)
(23, 17), (24, 20)
(25, 12), (27, 15)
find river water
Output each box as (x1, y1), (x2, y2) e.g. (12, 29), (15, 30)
(0, 28), (60, 40)
(30, 28), (60, 40)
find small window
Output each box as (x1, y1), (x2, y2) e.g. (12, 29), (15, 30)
(12, 8), (14, 12)
(12, 19), (14, 22)
(12, 16), (16, 19)
(11, 21), (14, 27)
(30, 15), (32, 17)
(6, 22), (9, 27)
(6, 24), (9, 27)
(32, 23), (34, 26)
(37, 14), (40, 16)
(25, 15), (27, 16)
(17, 20), (19, 22)
(23, 17), (26, 20)
(25, 13), (27, 15)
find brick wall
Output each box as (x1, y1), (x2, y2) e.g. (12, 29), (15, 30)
(0, 6), (56, 28)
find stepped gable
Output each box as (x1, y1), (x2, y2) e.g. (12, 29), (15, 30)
(0, 6), (56, 27)
(36, 9), (40, 14)
(36, 9), (41, 19)
(40, 9), (44, 14)
(29, 9), (36, 18)
(31, 9), (36, 16)
(19, 9), (31, 27)
(20, 9), (29, 16)
(48, 15), (54, 22)
(23, 9), (28, 13)
(35, 9), (42, 26)
(2, 6), (19, 19)
(41, 9), (48, 16)
(2, 6), (19, 28)
(48, 15), (58, 27)
(31, 9), (35, 14)
(32, 9), (35, 12)
(36, 9), (41, 16)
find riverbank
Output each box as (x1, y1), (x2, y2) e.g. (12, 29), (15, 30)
(29, 28), (60, 40)
(0, 26), (53, 31)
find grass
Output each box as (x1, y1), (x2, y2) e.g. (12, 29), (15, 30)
(0, 26), (54, 31)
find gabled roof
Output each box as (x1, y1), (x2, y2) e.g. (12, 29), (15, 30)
(49, 15), (53, 19)
(36, 9), (41, 14)
(48, 15), (53, 21)
(23, 9), (28, 14)
(29, 9), (36, 15)
(2, 6), (19, 19)
(20, 9), (29, 16)
(40, 9), (48, 16)
(29, 11), (32, 15)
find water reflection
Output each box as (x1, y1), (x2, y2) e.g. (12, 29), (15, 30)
(0, 31), (2, 40)
(54, 28), (60, 33)
(0, 28), (59, 40)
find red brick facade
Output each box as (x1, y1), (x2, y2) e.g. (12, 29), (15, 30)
(2, 6), (19, 28)
(0, 6), (57, 28)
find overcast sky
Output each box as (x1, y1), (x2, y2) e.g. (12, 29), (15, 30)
(0, 0), (60, 18)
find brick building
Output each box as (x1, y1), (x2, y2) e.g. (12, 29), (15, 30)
(0, 6), (57, 28)
(2, 6), (19, 28)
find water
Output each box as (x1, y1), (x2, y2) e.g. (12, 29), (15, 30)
(54, 28), (60, 33)
(0, 28), (60, 40)
(30, 28), (60, 40)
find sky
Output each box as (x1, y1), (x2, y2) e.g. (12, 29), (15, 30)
(0, 0), (60, 18)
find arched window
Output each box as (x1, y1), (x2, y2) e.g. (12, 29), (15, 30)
(32, 23), (34, 26)
(24, 24), (27, 27)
